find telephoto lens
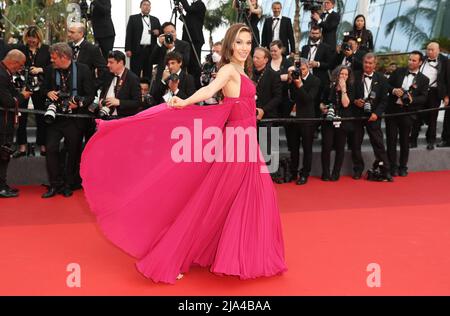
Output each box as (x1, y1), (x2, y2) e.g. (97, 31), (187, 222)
(326, 105), (336, 121)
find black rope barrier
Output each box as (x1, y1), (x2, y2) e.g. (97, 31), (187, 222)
(1, 105), (449, 123)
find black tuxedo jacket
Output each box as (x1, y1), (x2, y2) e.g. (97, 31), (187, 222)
(153, 70), (196, 104)
(43, 62), (96, 128)
(317, 11), (340, 48)
(261, 16), (296, 54)
(125, 14), (161, 54)
(100, 69), (142, 117)
(334, 49), (364, 72)
(291, 74), (321, 123)
(420, 53), (448, 99)
(150, 40), (191, 82)
(255, 67), (282, 118)
(387, 67), (430, 114)
(301, 42), (333, 84)
(69, 40), (107, 90)
(353, 71), (389, 117)
(0, 62), (26, 133)
(90, 0), (116, 39)
(179, 0), (206, 45)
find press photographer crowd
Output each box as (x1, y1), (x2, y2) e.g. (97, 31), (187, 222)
(1, 0), (450, 199)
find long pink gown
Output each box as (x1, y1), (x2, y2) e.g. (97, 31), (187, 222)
(80, 74), (287, 284)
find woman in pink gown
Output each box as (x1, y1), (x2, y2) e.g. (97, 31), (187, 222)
(80, 24), (287, 284)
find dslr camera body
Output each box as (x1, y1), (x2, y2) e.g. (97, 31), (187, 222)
(44, 92), (84, 124)
(364, 91), (376, 114)
(200, 54), (217, 87)
(13, 68), (43, 93)
(292, 60), (301, 80)
(164, 33), (174, 45)
(400, 87), (414, 107)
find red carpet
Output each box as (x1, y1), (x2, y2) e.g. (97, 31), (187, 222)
(1, 171), (450, 295)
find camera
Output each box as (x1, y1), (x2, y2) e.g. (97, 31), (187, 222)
(401, 88), (413, 106)
(324, 104), (342, 128)
(88, 99), (114, 118)
(364, 91), (376, 114)
(342, 42), (352, 52)
(301, 0), (324, 12)
(44, 93), (84, 124)
(12, 68), (42, 92)
(142, 93), (156, 108)
(292, 60), (301, 80)
(164, 33), (174, 45)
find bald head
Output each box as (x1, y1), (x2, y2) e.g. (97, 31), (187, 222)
(426, 42), (440, 59)
(67, 22), (86, 43)
(3, 49), (26, 74)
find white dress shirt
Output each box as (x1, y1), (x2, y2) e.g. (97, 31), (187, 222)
(272, 16), (281, 41)
(420, 59), (438, 88)
(140, 14), (152, 45)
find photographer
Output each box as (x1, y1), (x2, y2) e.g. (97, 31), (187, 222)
(154, 52), (195, 104)
(233, 0), (262, 52)
(352, 53), (392, 182)
(42, 43), (95, 198)
(13, 26), (51, 158)
(151, 22), (191, 88)
(95, 51), (141, 118)
(0, 50), (31, 198)
(90, 0), (116, 59)
(139, 77), (156, 110)
(311, 0), (340, 49)
(200, 42), (222, 105)
(125, 0), (161, 78)
(179, 0), (206, 88)
(319, 65), (354, 182)
(286, 59), (320, 185)
(386, 51), (429, 177)
(334, 36), (364, 72)
(261, 2), (296, 55)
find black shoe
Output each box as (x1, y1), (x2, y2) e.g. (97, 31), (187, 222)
(383, 173), (394, 182)
(5, 185), (19, 193)
(60, 186), (73, 198)
(296, 175), (308, 185)
(409, 141), (417, 149)
(12, 151), (27, 159)
(398, 169), (408, 177)
(352, 172), (362, 180)
(437, 141), (450, 148)
(426, 143), (435, 150)
(321, 174), (330, 181)
(42, 186), (62, 199)
(391, 168), (399, 177)
(330, 173), (340, 181)
(0, 187), (19, 198)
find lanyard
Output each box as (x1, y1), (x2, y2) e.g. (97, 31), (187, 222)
(363, 75), (373, 98)
(142, 16), (151, 29)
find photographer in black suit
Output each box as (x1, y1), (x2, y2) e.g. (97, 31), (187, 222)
(42, 43), (95, 199)
(301, 25), (333, 118)
(334, 36), (364, 72)
(125, 0), (161, 78)
(352, 53), (392, 182)
(410, 42), (448, 150)
(179, 0), (206, 88)
(286, 59), (320, 185)
(439, 59), (450, 147)
(261, 2), (296, 55)
(96, 51), (141, 118)
(311, 0), (340, 49)
(0, 50), (31, 198)
(386, 51), (429, 177)
(153, 52), (196, 104)
(90, 0), (116, 59)
(151, 22), (191, 90)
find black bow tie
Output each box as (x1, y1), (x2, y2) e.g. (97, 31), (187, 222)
(273, 17), (280, 21)
(428, 59), (437, 63)
(364, 74), (373, 80)
(142, 14), (149, 18)
(408, 72), (417, 76)
(310, 44), (318, 47)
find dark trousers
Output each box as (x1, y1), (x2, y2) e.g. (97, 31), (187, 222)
(130, 45), (153, 78)
(15, 94), (47, 146)
(321, 122), (347, 177)
(95, 36), (115, 60)
(287, 123), (315, 176)
(188, 42), (203, 90)
(411, 88), (440, 144)
(45, 119), (83, 187)
(386, 115), (414, 171)
(441, 107), (450, 142)
(0, 133), (14, 188)
(352, 120), (390, 174)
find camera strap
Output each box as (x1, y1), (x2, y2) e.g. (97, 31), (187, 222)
(363, 74), (374, 99)
(56, 62), (78, 97)
(114, 69), (128, 98)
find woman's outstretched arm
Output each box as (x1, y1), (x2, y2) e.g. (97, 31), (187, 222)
(169, 64), (235, 108)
